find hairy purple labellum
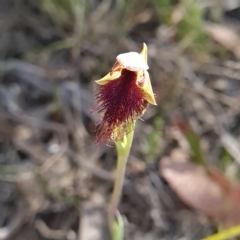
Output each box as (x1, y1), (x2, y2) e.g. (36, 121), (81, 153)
(92, 43), (156, 144)
(94, 69), (147, 144)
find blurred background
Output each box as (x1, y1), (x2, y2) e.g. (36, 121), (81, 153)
(0, 0), (240, 239)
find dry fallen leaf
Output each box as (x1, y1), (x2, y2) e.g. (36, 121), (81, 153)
(160, 155), (240, 227)
(204, 23), (240, 59)
(160, 157), (224, 218)
(221, 184), (240, 228)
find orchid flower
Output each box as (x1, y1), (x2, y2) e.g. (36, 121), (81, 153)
(93, 43), (156, 145)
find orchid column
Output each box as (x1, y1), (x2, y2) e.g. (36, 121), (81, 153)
(93, 43), (156, 239)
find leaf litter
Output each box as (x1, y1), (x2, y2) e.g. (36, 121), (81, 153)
(0, 0), (240, 240)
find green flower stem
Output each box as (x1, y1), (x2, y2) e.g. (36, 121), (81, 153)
(108, 123), (135, 238)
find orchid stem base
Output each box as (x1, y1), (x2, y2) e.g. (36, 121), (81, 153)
(107, 125), (135, 239)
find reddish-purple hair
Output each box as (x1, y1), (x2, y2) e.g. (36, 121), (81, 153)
(93, 69), (147, 145)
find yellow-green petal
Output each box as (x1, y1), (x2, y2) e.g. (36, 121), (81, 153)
(139, 43), (148, 63)
(95, 71), (121, 85)
(139, 71), (157, 105)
